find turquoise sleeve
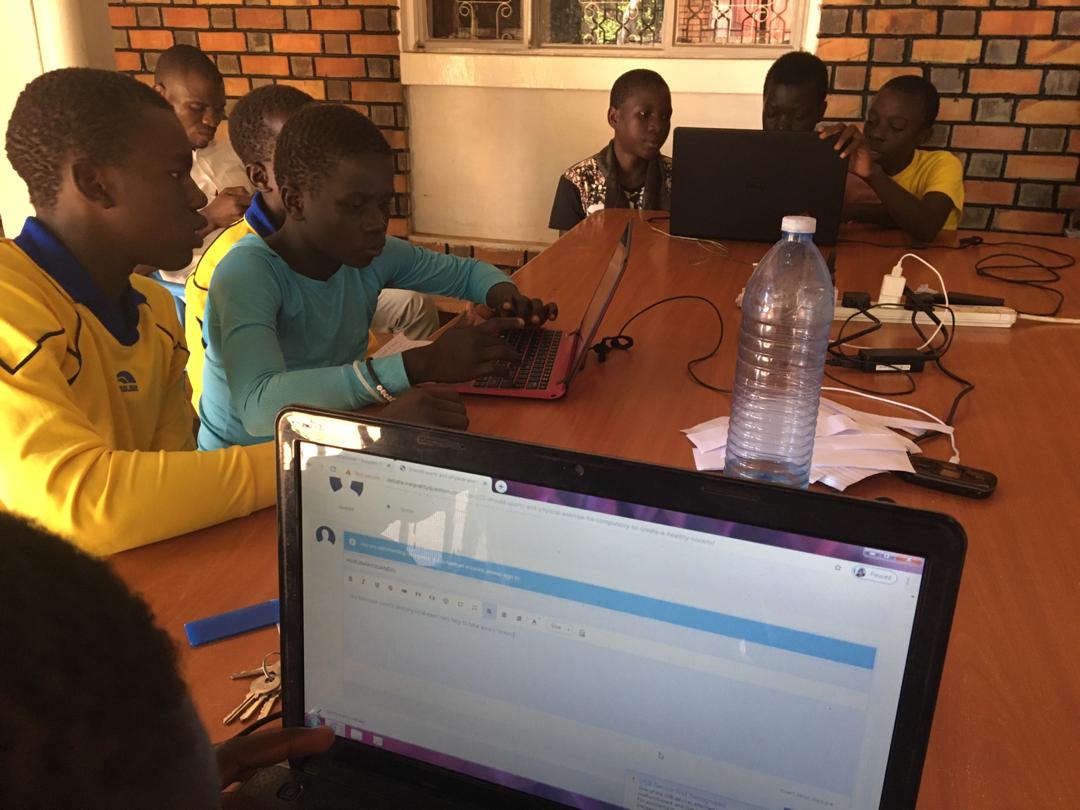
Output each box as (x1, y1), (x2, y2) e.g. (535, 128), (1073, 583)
(379, 238), (511, 303)
(210, 254), (391, 438)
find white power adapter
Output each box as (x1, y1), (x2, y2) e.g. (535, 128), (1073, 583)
(878, 262), (906, 305)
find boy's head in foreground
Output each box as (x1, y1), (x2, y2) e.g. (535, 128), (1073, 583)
(154, 44), (227, 150)
(0, 514), (220, 809)
(762, 51), (829, 133)
(6, 68), (208, 275)
(864, 74), (940, 173)
(228, 84), (315, 217)
(274, 103), (394, 269)
(607, 69), (673, 163)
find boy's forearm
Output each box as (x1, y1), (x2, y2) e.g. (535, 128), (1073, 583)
(864, 168), (943, 243)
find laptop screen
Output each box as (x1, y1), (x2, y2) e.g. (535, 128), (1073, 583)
(297, 442), (926, 810)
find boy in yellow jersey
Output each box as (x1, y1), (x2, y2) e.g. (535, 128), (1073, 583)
(822, 75), (964, 243)
(184, 84), (314, 408)
(0, 69), (465, 554)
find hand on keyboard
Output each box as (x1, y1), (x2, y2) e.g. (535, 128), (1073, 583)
(486, 282), (558, 326)
(402, 316), (524, 384)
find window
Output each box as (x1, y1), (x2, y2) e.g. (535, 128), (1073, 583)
(420, 0), (801, 50)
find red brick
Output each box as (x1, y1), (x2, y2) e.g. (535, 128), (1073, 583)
(866, 10), (937, 35)
(393, 174), (409, 194)
(815, 38), (869, 62)
(825, 94), (863, 120)
(916, 0), (987, 5)
(1071, 131), (1080, 153)
(235, 9), (286, 29)
(951, 126), (1027, 151)
(909, 38), (982, 63)
(964, 180), (1016, 205)
(979, 11), (1055, 36)
(350, 81), (403, 102)
(129, 29), (174, 50)
(968, 69), (1044, 95)
(114, 51), (142, 72)
(198, 31), (247, 51)
(385, 130), (408, 149)
(109, 6), (137, 27)
(240, 55), (291, 76)
(162, 8), (209, 28)
(1059, 185), (1080, 211)
(993, 210), (1066, 234)
(870, 66), (921, 91)
(833, 65), (867, 91)
(349, 34), (399, 55)
(273, 33), (323, 53)
(1016, 99), (1080, 125)
(277, 79), (327, 99)
(223, 77), (251, 97)
(937, 97), (974, 122)
(820, 0), (871, 4)
(311, 9), (362, 30)
(195, 0), (243, 5)
(1004, 155), (1079, 180)
(315, 57), (366, 77)
(1025, 40), (1080, 65)
(387, 218), (409, 238)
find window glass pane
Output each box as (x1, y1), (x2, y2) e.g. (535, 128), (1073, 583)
(546, 0), (665, 46)
(676, 0), (794, 45)
(428, 0), (524, 41)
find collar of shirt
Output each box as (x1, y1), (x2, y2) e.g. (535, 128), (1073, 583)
(13, 217), (146, 346)
(244, 192), (278, 238)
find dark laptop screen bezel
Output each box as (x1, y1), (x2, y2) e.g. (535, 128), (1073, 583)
(276, 409), (965, 810)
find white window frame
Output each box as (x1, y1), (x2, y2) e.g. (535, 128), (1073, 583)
(402, 0), (812, 59)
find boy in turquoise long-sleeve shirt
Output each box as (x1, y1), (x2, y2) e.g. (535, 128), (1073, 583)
(199, 104), (556, 449)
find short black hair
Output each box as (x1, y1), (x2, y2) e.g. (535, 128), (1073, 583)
(5, 68), (172, 210)
(229, 84), (315, 166)
(274, 103), (392, 195)
(880, 74), (940, 129)
(609, 69), (670, 109)
(154, 44), (222, 86)
(764, 51), (829, 103)
(0, 514), (192, 808)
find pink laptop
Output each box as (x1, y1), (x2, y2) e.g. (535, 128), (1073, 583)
(460, 221), (632, 400)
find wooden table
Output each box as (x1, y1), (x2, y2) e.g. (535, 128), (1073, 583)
(112, 209), (1080, 808)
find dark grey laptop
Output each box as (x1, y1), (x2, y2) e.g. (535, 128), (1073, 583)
(238, 409), (965, 809)
(670, 127), (849, 245)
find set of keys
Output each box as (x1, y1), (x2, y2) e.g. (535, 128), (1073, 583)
(223, 653), (281, 726)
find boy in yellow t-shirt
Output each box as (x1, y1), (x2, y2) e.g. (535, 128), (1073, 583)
(824, 75), (964, 243)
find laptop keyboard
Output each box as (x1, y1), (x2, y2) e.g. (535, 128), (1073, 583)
(473, 328), (562, 390)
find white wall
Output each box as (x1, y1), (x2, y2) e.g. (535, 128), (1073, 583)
(408, 84), (763, 244)
(402, 0), (821, 245)
(0, 0), (115, 235)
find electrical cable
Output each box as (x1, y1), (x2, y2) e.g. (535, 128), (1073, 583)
(590, 295), (730, 393)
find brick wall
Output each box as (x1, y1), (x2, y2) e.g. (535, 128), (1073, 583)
(818, 1), (1079, 236)
(110, 0), (411, 238)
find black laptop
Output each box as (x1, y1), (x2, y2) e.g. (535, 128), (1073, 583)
(239, 408), (965, 809)
(670, 127), (849, 245)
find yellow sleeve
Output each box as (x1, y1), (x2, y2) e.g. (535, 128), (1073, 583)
(0, 292), (276, 555)
(921, 152), (964, 228)
(151, 294), (199, 452)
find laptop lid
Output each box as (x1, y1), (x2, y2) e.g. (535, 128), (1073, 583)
(563, 221), (633, 387)
(670, 128), (849, 245)
(276, 411), (965, 810)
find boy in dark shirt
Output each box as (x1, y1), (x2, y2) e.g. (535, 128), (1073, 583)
(548, 69), (673, 234)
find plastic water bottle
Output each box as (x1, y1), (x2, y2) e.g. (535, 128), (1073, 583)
(724, 216), (834, 488)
